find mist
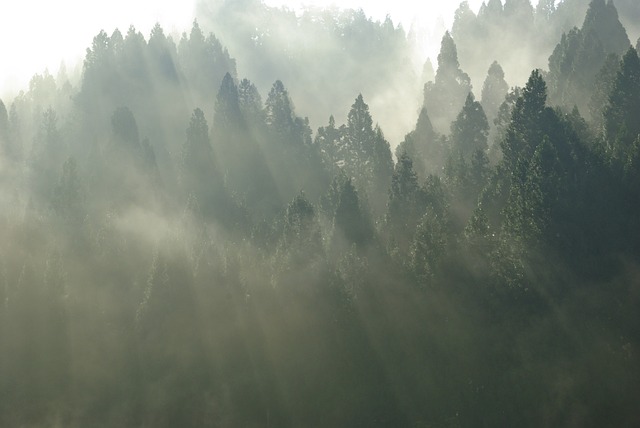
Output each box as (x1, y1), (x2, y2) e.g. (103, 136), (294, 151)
(2, 0), (640, 426)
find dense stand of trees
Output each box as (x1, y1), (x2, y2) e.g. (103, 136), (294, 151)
(1, 0), (640, 426)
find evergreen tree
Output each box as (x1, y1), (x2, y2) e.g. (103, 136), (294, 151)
(0, 100), (9, 158)
(110, 106), (141, 154)
(581, 0), (630, 56)
(410, 210), (448, 284)
(604, 47), (640, 157)
(481, 61), (509, 123)
(281, 193), (324, 267)
(547, 0), (630, 111)
(148, 23), (179, 82)
(332, 177), (373, 251)
(178, 20), (237, 104)
(265, 80), (296, 139)
(589, 53), (620, 127)
(213, 72), (244, 132)
(52, 157), (85, 224)
(238, 78), (264, 125)
(385, 151), (426, 254)
(395, 107), (442, 178)
(424, 32), (472, 133)
(450, 92), (489, 161)
(181, 108), (219, 213)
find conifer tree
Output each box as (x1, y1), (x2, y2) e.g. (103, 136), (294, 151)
(481, 61), (509, 123)
(604, 47), (640, 157)
(424, 32), (472, 133)
(450, 92), (489, 161)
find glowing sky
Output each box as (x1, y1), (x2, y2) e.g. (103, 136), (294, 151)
(0, 0), (492, 98)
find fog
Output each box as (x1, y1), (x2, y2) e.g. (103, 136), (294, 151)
(1, 0), (640, 426)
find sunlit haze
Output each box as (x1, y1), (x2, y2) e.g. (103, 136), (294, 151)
(0, 0), (494, 98)
(0, 0), (195, 98)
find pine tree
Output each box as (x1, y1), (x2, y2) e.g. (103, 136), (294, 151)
(282, 193), (324, 266)
(386, 151), (424, 254)
(332, 177), (373, 251)
(604, 47), (640, 157)
(424, 32), (472, 133)
(481, 61), (509, 123)
(265, 80), (296, 139)
(213, 72), (244, 132)
(450, 92), (489, 161)
(52, 157), (85, 224)
(396, 107), (443, 178)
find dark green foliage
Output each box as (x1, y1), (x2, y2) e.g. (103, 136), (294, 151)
(410, 210), (449, 284)
(332, 177), (373, 251)
(604, 47), (640, 157)
(450, 92), (490, 161)
(589, 53), (620, 126)
(385, 152), (424, 254)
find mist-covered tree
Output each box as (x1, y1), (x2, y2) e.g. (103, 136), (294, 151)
(51, 157), (85, 225)
(535, 0), (556, 23)
(450, 92), (489, 161)
(581, 0), (630, 56)
(385, 151), (426, 254)
(424, 32), (472, 133)
(180, 108), (219, 215)
(503, 0), (534, 32)
(319, 94), (392, 214)
(395, 107), (443, 179)
(0, 100), (9, 158)
(110, 106), (141, 155)
(265, 79), (296, 139)
(481, 61), (509, 123)
(331, 177), (373, 252)
(178, 20), (237, 103)
(30, 108), (66, 203)
(547, 0), (630, 112)
(148, 23), (179, 82)
(280, 193), (324, 267)
(238, 78), (264, 125)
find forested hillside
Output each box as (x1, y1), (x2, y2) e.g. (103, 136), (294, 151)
(1, 0), (639, 426)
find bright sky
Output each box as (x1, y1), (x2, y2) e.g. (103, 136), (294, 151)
(0, 0), (494, 99)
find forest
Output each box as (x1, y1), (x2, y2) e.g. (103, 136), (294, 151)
(1, 0), (639, 426)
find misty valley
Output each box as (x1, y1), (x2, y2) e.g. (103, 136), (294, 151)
(1, 0), (640, 426)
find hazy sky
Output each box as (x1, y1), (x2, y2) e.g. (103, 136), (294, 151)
(0, 0), (495, 98)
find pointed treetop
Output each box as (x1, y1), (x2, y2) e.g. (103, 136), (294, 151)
(522, 69), (547, 115)
(347, 94), (373, 134)
(582, 0), (630, 55)
(214, 72), (243, 129)
(437, 31), (460, 75)
(487, 60), (505, 79)
(265, 80), (295, 131)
